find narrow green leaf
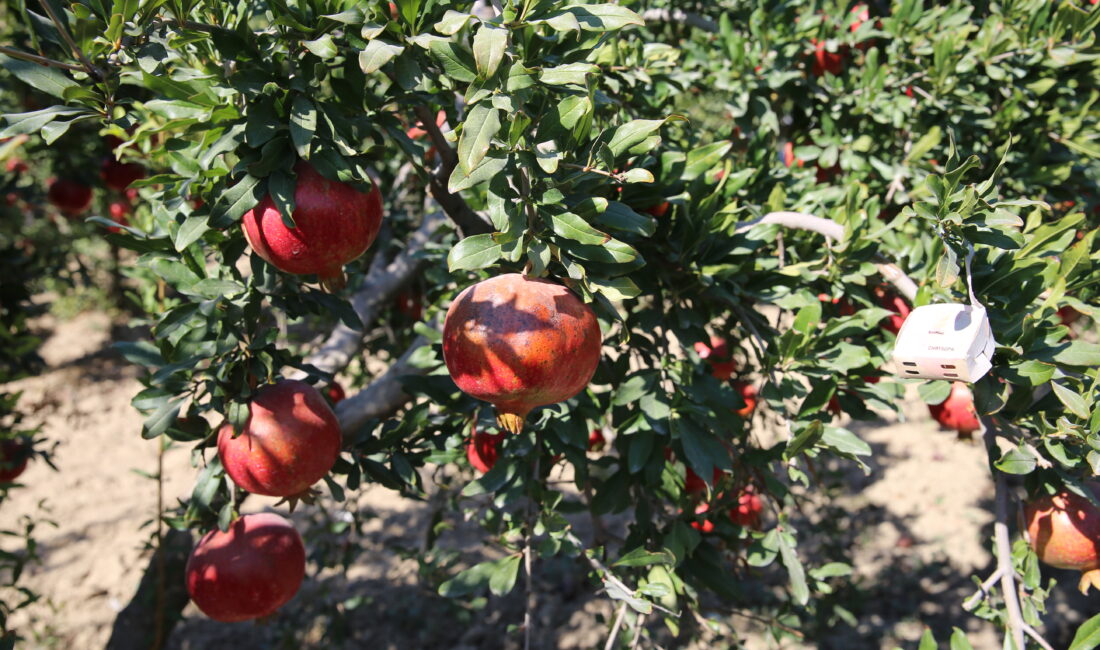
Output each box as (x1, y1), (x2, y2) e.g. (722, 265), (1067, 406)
(1069, 613), (1100, 650)
(550, 212), (611, 245)
(458, 104), (500, 174)
(472, 23), (507, 78)
(0, 54), (77, 98)
(1052, 382), (1091, 419)
(359, 39), (404, 74)
(448, 233), (502, 271)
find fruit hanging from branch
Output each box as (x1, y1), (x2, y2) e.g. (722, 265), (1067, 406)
(442, 274), (602, 434)
(928, 382), (980, 438)
(217, 379), (342, 498)
(466, 425), (503, 475)
(100, 157), (146, 192)
(47, 178), (93, 216)
(695, 336), (735, 381)
(1025, 485), (1100, 594)
(185, 512), (306, 622)
(242, 161), (384, 292)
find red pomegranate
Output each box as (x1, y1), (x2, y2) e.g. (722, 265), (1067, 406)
(185, 512), (306, 622)
(442, 274), (602, 434)
(47, 178), (93, 215)
(695, 336), (735, 381)
(466, 426), (503, 474)
(326, 382), (346, 404)
(107, 200), (130, 234)
(394, 288), (423, 320)
(690, 502), (716, 534)
(217, 379), (342, 497)
(685, 466), (724, 494)
(733, 380), (757, 417)
(818, 293), (856, 316)
(644, 201), (670, 218)
(849, 4), (869, 32)
(729, 486), (764, 529)
(5, 158), (28, 175)
(241, 161), (384, 291)
(0, 439), (30, 483)
(1058, 306), (1081, 327)
(588, 429), (606, 452)
(1025, 484), (1100, 593)
(874, 287), (911, 334)
(810, 39), (845, 76)
(100, 157), (146, 191)
(928, 382), (980, 437)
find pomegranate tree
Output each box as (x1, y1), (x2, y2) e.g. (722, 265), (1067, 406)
(442, 274), (602, 433)
(242, 161), (384, 291)
(218, 379), (342, 498)
(1025, 485), (1100, 593)
(185, 512), (306, 622)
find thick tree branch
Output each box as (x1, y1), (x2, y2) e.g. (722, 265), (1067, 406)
(300, 211), (445, 377)
(641, 9), (718, 33)
(736, 211), (919, 302)
(411, 104), (493, 237)
(334, 335), (430, 435)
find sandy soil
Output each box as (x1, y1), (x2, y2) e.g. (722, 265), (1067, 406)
(2, 311), (1092, 649)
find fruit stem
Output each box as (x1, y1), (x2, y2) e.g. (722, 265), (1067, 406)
(496, 410), (527, 434)
(320, 271), (347, 293)
(1079, 568), (1100, 595)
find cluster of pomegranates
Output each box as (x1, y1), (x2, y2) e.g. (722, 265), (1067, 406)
(679, 460), (765, 534)
(694, 336), (758, 418)
(37, 132), (147, 225)
(187, 379), (342, 621)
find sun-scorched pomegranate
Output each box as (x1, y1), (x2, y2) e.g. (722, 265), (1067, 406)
(218, 379), (342, 498)
(185, 512), (306, 621)
(1025, 484), (1100, 593)
(242, 161), (384, 290)
(442, 274), (602, 434)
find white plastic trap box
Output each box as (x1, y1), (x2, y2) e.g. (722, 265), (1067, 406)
(891, 303), (995, 382)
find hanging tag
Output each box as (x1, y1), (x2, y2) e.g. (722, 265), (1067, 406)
(891, 243), (995, 382)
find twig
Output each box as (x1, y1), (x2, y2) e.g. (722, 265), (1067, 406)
(524, 449), (541, 650)
(604, 602), (629, 650)
(981, 416), (1028, 650)
(640, 9), (718, 33)
(39, 0), (101, 80)
(962, 567), (1003, 610)
(333, 335), (430, 437)
(0, 46), (84, 72)
(884, 172), (905, 204)
(1023, 623), (1056, 650)
(629, 611), (645, 649)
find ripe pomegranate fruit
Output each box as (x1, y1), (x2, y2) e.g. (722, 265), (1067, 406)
(644, 201), (670, 218)
(242, 161), (384, 291)
(326, 382), (346, 404)
(690, 502), (715, 534)
(442, 273), (602, 433)
(466, 426), (503, 474)
(47, 178), (93, 215)
(729, 486), (764, 529)
(927, 382), (980, 438)
(809, 39), (845, 76)
(0, 439), (30, 482)
(185, 512), (306, 621)
(588, 429), (606, 452)
(100, 157), (146, 191)
(107, 200), (130, 234)
(685, 466), (724, 494)
(1025, 484), (1100, 593)
(218, 379), (342, 498)
(733, 380), (757, 417)
(1058, 306), (1081, 327)
(874, 287), (911, 334)
(818, 293), (856, 316)
(5, 158), (27, 175)
(695, 336), (735, 381)
(394, 288), (423, 320)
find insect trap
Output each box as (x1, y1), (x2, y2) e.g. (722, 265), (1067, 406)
(891, 244), (996, 383)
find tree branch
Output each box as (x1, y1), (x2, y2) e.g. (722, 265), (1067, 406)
(736, 210), (919, 302)
(299, 211), (445, 377)
(0, 46), (85, 72)
(641, 9), (718, 33)
(39, 0), (102, 80)
(981, 416), (1028, 650)
(334, 335), (430, 436)
(411, 104), (493, 237)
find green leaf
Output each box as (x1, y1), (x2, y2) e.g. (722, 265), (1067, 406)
(449, 152), (507, 193)
(606, 119), (666, 158)
(458, 104), (500, 174)
(303, 35), (338, 59)
(472, 24), (507, 79)
(776, 532), (809, 605)
(589, 276), (641, 302)
(141, 398), (181, 439)
(211, 174), (264, 226)
(435, 10), (473, 35)
(448, 233), (502, 272)
(949, 628), (975, 650)
(0, 54), (77, 98)
(174, 215), (209, 251)
(439, 560), (496, 598)
(1069, 613), (1100, 650)
(995, 446), (1037, 475)
(429, 40), (477, 82)
(539, 62), (597, 86)
(785, 420), (824, 459)
(683, 141), (732, 181)
(289, 96), (316, 158)
(359, 39), (404, 74)
(918, 629), (937, 650)
(560, 4), (644, 31)
(1052, 381), (1091, 419)
(550, 212), (610, 245)
(488, 554), (522, 596)
(0, 106), (84, 138)
(613, 548), (675, 568)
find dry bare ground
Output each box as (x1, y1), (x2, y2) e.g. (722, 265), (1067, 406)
(3, 310), (1094, 649)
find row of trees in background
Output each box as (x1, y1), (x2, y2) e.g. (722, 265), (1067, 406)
(0, 0), (1099, 648)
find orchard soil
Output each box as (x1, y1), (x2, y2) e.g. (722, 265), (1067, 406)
(3, 308), (1093, 649)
